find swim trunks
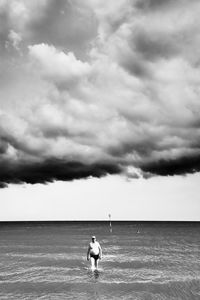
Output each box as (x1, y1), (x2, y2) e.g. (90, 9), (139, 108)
(90, 253), (99, 260)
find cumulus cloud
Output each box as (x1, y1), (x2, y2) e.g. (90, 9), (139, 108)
(0, 0), (200, 186)
(29, 43), (91, 84)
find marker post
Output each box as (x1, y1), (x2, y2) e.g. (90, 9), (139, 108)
(109, 214), (112, 233)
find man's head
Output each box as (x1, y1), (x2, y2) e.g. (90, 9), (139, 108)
(91, 236), (96, 241)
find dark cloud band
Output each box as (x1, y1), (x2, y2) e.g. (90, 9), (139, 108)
(141, 154), (200, 176)
(0, 159), (122, 187)
(0, 153), (200, 187)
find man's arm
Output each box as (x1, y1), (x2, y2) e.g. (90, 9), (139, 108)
(87, 244), (91, 260)
(98, 243), (102, 259)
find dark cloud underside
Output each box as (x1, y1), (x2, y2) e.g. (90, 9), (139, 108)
(0, 159), (121, 187)
(1, 155), (200, 187)
(141, 155), (200, 176)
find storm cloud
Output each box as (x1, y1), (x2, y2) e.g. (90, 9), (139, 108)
(0, 0), (200, 186)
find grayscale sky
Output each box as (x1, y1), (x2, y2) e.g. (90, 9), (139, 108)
(0, 0), (199, 220)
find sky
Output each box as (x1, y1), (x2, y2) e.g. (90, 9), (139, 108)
(0, 0), (199, 221)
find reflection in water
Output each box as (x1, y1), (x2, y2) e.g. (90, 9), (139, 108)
(87, 268), (101, 281)
(93, 269), (100, 280)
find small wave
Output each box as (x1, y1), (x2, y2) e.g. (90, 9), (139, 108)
(5, 252), (84, 261)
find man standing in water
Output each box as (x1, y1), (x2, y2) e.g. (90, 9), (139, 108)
(87, 236), (102, 270)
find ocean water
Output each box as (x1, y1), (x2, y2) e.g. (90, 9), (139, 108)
(0, 222), (199, 300)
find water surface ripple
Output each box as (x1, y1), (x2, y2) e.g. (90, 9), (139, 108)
(0, 221), (199, 299)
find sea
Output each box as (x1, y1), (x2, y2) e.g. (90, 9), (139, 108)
(0, 221), (199, 300)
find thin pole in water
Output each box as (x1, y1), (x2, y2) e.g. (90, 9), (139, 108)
(108, 214), (112, 233)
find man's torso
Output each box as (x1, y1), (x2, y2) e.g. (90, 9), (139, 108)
(89, 241), (100, 255)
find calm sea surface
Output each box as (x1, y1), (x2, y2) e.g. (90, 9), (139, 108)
(0, 221), (199, 299)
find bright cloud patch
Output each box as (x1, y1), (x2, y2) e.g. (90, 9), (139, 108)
(29, 44), (91, 83)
